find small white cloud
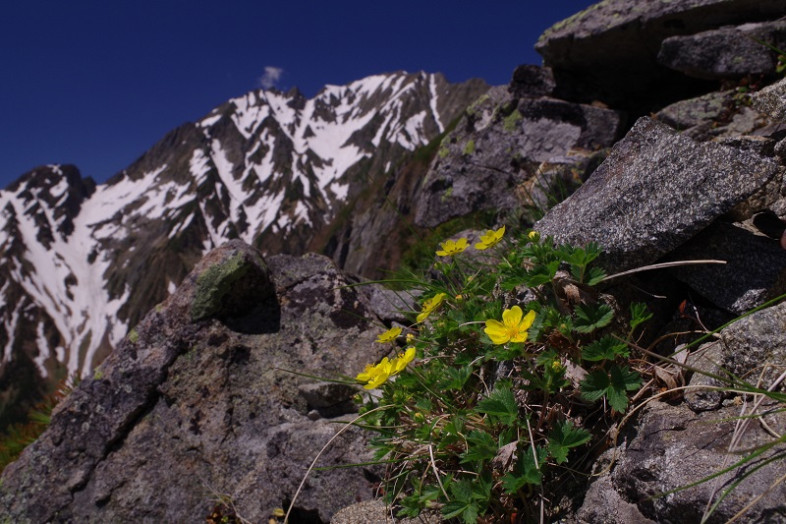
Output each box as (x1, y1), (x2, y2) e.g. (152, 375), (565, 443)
(259, 66), (284, 89)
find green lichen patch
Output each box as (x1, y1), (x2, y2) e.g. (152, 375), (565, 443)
(191, 253), (252, 322)
(504, 109), (523, 132)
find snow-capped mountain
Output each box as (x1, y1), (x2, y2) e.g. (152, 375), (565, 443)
(0, 71), (488, 426)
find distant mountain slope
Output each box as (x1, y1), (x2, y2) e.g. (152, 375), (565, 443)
(0, 71), (488, 427)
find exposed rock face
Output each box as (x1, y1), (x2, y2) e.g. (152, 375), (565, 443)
(0, 72), (488, 432)
(7, 1), (786, 523)
(414, 85), (623, 229)
(535, 117), (780, 273)
(579, 401), (786, 523)
(0, 241), (392, 523)
(658, 19), (786, 79)
(535, 0), (786, 110)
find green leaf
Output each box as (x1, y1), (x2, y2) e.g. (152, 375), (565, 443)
(585, 266), (607, 286)
(525, 260), (560, 286)
(573, 303), (614, 333)
(547, 420), (592, 464)
(461, 430), (498, 464)
(442, 475), (491, 523)
(580, 369), (611, 403)
(582, 336), (628, 361)
(629, 302), (653, 332)
(442, 500), (478, 522)
(474, 381), (518, 425)
(580, 365), (641, 412)
(442, 366), (473, 391)
(501, 446), (547, 493)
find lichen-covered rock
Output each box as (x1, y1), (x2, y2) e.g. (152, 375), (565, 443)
(189, 240), (275, 323)
(331, 499), (444, 524)
(414, 86), (623, 228)
(684, 343), (725, 412)
(752, 77), (786, 123)
(0, 242), (388, 523)
(536, 0), (786, 109)
(535, 117), (779, 273)
(668, 221), (786, 314)
(658, 20), (786, 80)
(656, 89), (735, 134)
(719, 299), (786, 390)
(579, 400), (786, 523)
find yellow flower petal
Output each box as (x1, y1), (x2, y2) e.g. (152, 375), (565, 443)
(484, 306), (537, 345)
(502, 305), (524, 328)
(376, 326), (402, 343)
(355, 363), (375, 383)
(436, 238), (469, 257)
(521, 309), (537, 330)
(484, 319), (510, 345)
(392, 347), (416, 374)
(416, 293), (446, 323)
(474, 225), (505, 250)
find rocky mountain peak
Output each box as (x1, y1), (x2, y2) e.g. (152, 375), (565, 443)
(0, 72), (488, 430)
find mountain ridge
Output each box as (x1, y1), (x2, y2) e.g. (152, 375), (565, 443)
(0, 71), (489, 427)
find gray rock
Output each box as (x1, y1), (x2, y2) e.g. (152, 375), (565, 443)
(358, 283), (420, 325)
(0, 242), (387, 523)
(577, 474), (656, 524)
(656, 90), (733, 131)
(535, 117), (779, 273)
(508, 64), (556, 98)
(331, 499), (444, 523)
(658, 20), (786, 79)
(752, 77), (786, 123)
(414, 88), (623, 228)
(720, 299), (786, 390)
(685, 342), (725, 412)
(536, 0), (786, 108)
(580, 400), (786, 523)
(669, 221), (786, 314)
(189, 240), (276, 324)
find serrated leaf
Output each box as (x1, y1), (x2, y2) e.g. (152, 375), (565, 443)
(580, 365), (640, 413)
(585, 266), (607, 286)
(442, 500), (478, 522)
(579, 369), (611, 402)
(501, 446), (546, 493)
(573, 303), (614, 333)
(547, 420), (592, 464)
(475, 382), (518, 425)
(461, 430), (498, 464)
(629, 302), (653, 332)
(582, 336), (628, 362)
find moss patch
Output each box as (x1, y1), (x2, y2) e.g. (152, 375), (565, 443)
(191, 253), (251, 322)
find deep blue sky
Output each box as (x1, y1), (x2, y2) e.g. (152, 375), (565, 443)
(1, 1), (596, 189)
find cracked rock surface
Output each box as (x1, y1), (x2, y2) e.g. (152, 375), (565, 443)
(0, 241), (389, 523)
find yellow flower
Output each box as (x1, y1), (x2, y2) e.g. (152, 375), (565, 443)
(474, 225), (506, 250)
(416, 292), (447, 323)
(356, 357), (394, 389)
(528, 230), (540, 242)
(552, 359), (564, 372)
(405, 333), (415, 343)
(392, 347), (416, 374)
(436, 237), (469, 257)
(484, 306), (536, 345)
(376, 326), (402, 343)
(356, 348), (417, 389)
